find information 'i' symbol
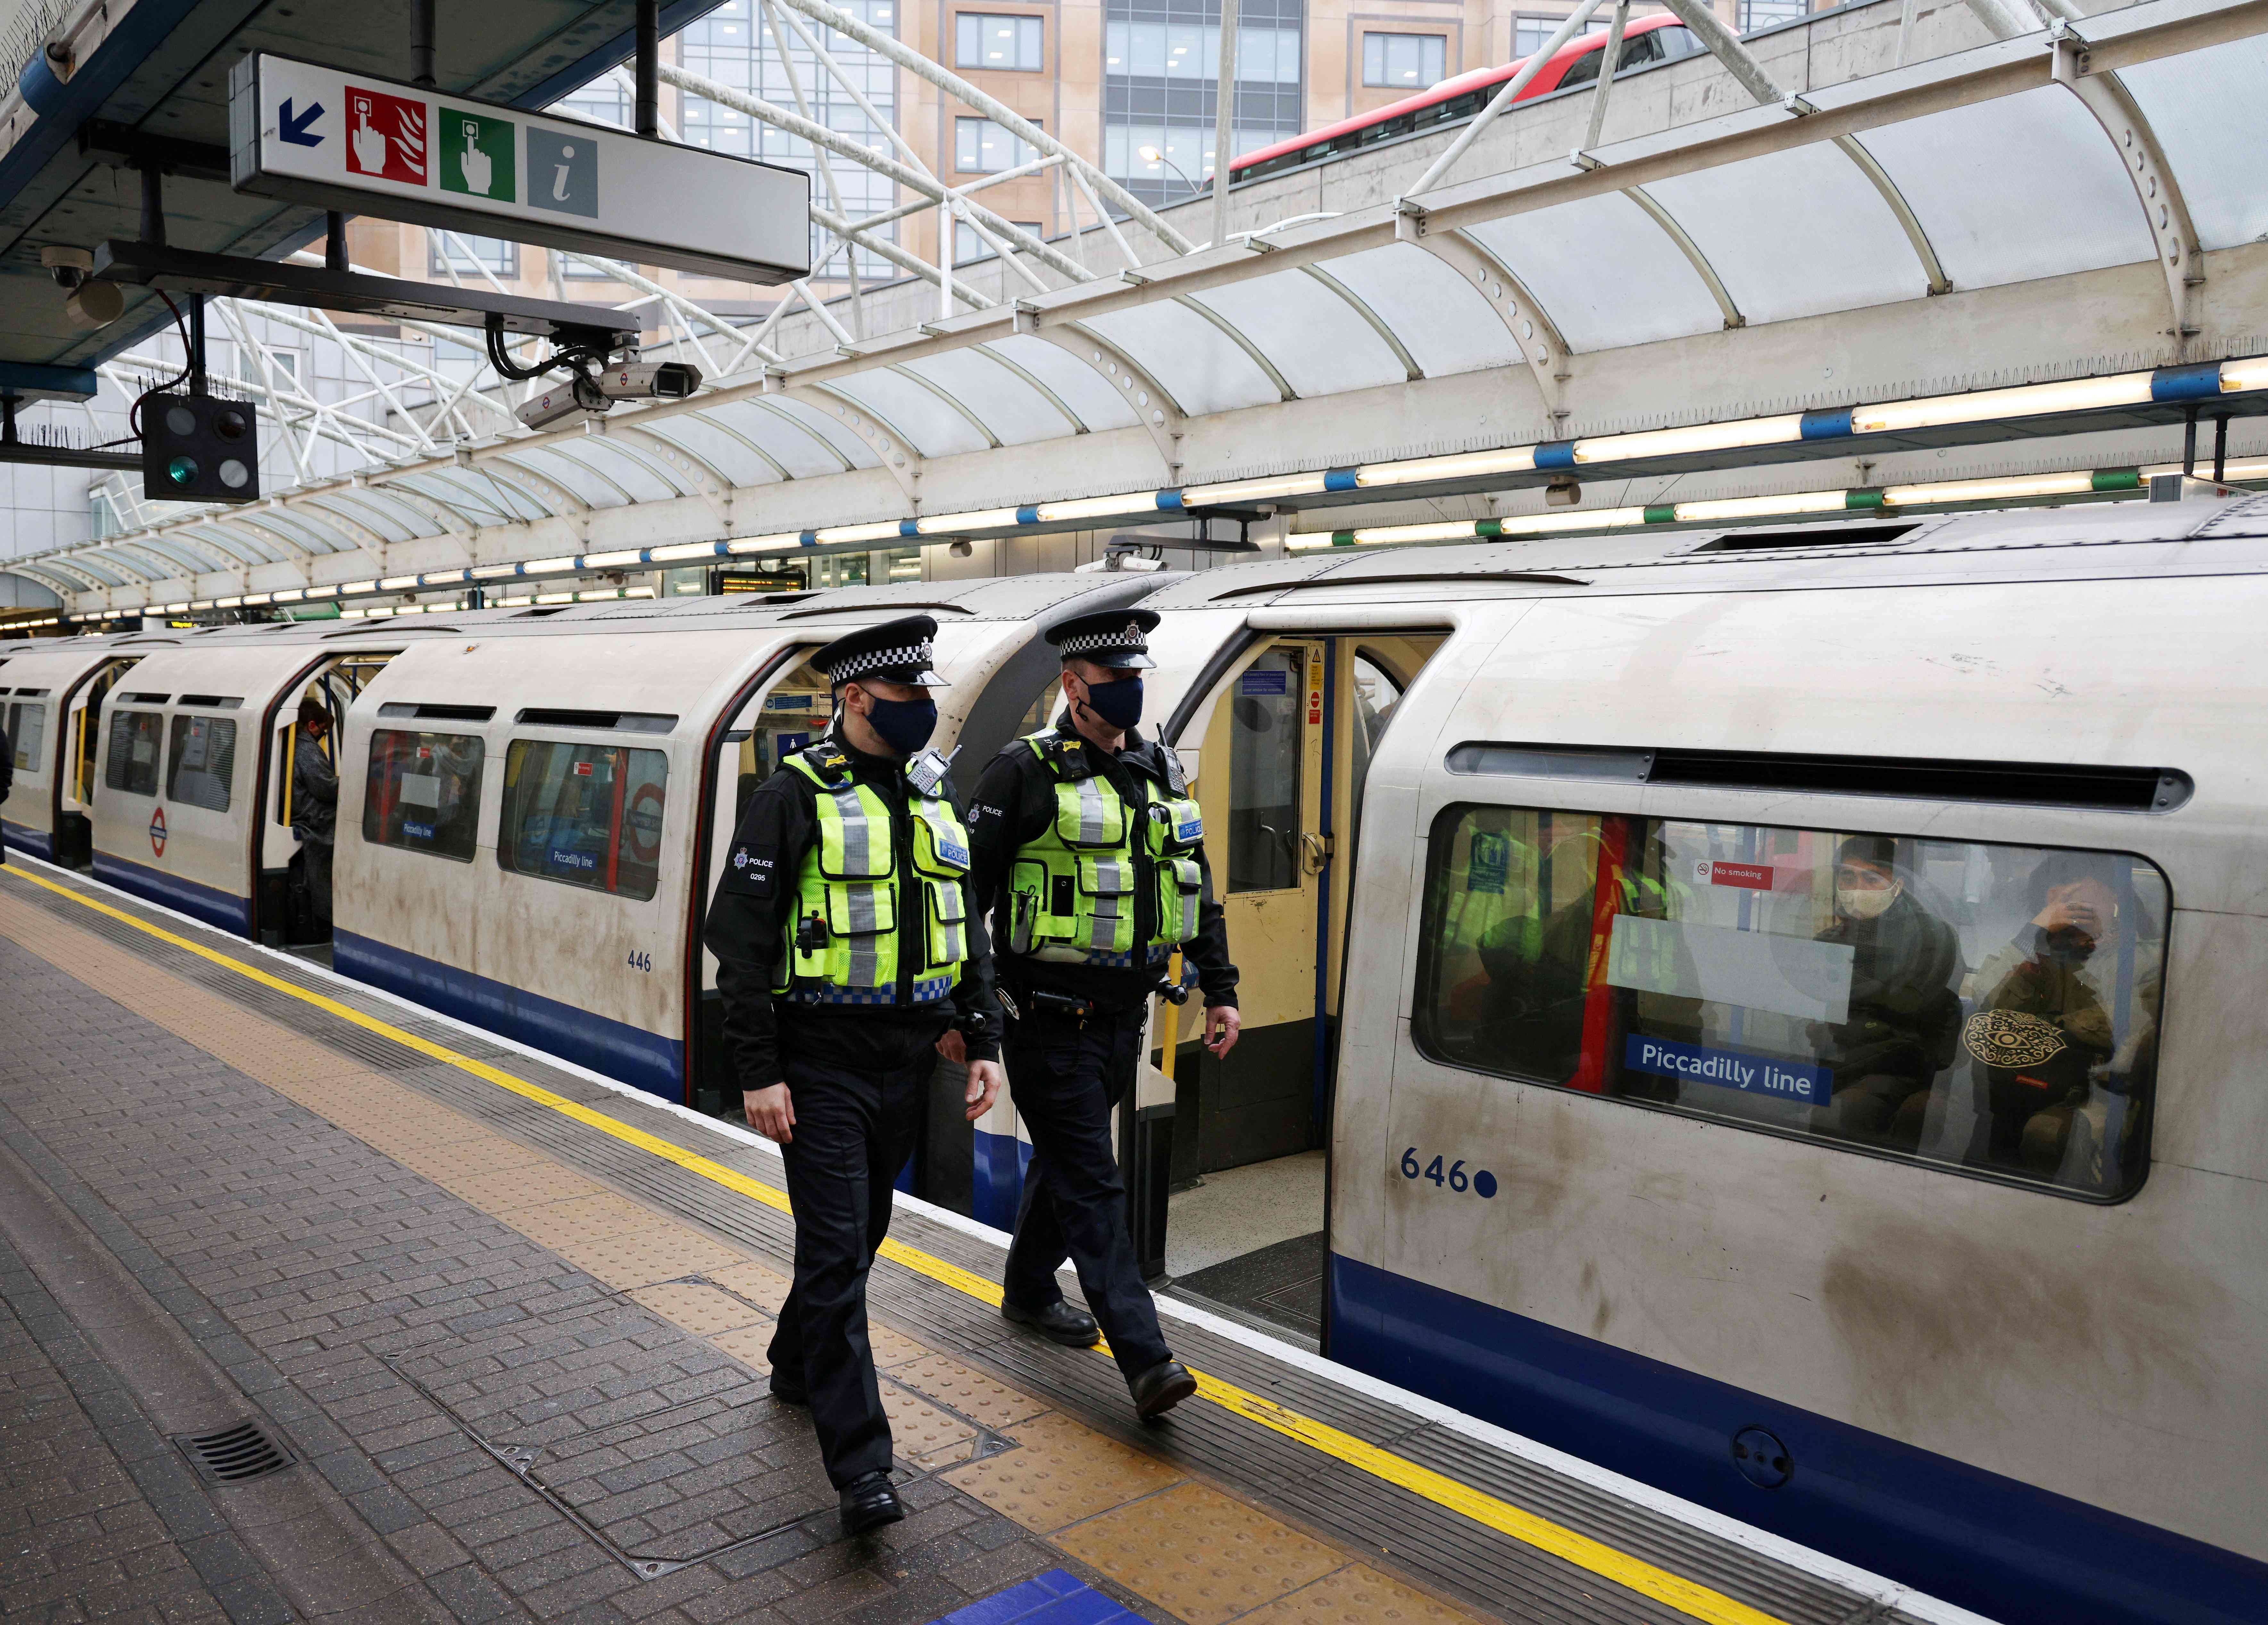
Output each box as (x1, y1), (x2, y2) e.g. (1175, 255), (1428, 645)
(552, 144), (575, 202)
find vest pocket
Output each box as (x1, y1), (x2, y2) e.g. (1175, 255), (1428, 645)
(925, 878), (968, 969)
(1076, 856), (1136, 953)
(1155, 856), (1201, 945)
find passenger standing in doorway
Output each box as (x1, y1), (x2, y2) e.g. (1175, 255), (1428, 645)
(966, 609), (1239, 1422)
(0, 714), (13, 866)
(704, 615), (1005, 1535)
(291, 701), (337, 932)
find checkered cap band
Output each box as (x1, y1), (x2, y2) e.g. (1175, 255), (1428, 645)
(1057, 620), (1149, 658)
(827, 639), (934, 681)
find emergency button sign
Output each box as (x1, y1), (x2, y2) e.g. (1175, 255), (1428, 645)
(345, 87), (426, 185)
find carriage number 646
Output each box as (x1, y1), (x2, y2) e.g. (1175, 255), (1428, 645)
(1400, 1147), (1498, 1200)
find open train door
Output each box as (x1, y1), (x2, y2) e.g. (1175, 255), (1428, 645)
(1139, 572), (1449, 1342)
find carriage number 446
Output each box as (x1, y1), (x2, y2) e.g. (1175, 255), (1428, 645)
(626, 950), (652, 972)
(1400, 1148), (1498, 1200)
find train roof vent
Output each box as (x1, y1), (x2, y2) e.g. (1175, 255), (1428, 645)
(378, 702), (496, 722)
(515, 707), (678, 733)
(1687, 523), (1920, 552)
(177, 695), (242, 709)
(1448, 743), (2191, 812)
(10, 687), (49, 698)
(514, 606), (575, 618)
(777, 600), (973, 620)
(124, 691), (170, 703)
(1209, 570), (1586, 601)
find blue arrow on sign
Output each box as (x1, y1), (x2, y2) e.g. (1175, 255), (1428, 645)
(279, 97), (325, 146)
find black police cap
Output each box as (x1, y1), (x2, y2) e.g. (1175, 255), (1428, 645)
(810, 613), (950, 688)
(1046, 607), (1160, 670)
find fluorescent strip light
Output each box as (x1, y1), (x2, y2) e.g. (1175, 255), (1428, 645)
(159, 603), (187, 613)
(1034, 493), (1160, 523)
(535, 591), (575, 604)
(215, 596), (243, 608)
(340, 580), (378, 595)
(394, 603), (427, 615)
(623, 586), (656, 598)
(339, 607), (369, 619)
(470, 564), (521, 580)
(241, 593), (273, 606)
(727, 532), (804, 554)
(2220, 360), (2268, 393)
(303, 585), (337, 598)
(271, 589), (305, 603)
(1181, 473), (1329, 505)
(651, 541), (725, 562)
(523, 557), (579, 574)
(573, 589), (619, 602)
(378, 574), (419, 590)
(421, 569), (468, 585)
(1881, 472), (2096, 505)
(188, 600), (214, 610)
(497, 595), (534, 606)
(1575, 417), (1805, 464)
(1345, 521), (1484, 545)
(1672, 491), (1848, 523)
(581, 549), (645, 568)
(915, 508), (1021, 534)
(1495, 507), (1648, 536)
(1356, 447), (1537, 487)
(813, 521), (905, 544)
(1853, 372), (2154, 435)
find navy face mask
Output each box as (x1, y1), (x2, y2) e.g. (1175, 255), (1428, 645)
(859, 692), (938, 757)
(1080, 673), (1144, 730)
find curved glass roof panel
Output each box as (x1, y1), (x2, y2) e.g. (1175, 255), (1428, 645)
(1641, 143), (1926, 325)
(822, 370), (996, 458)
(1467, 192), (1723, 352)
(773, 393), (890, 467)
(1311, 243), (1524, 378)
(1181, 272), (1406, 398)
(979, 335), (1142, 431)
(1855, 88), (2153, 290)
(898, 348), (1077, 446)
(570, 435), (694, 503)
(699, 398), (861, 477)
(2117, 38), (2268, 251)
(493, 448), (633, 509)
(1078, 303), (1281, 417)
(643, 414), (796, 487)
(306, 491), (421, 543)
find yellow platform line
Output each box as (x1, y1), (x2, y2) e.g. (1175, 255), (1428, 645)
(8, 867), (1786, 1625)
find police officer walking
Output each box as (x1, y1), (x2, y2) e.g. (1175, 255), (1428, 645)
(704, 615), (1005, 1535)
(966, 609), (1239, 1422)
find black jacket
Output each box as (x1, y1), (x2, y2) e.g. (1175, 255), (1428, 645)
(702, 729), (1003, 1093)
(291, 727), (338, 846)
(0, 721), (12, 865)
(968, 715), (1239, 1015)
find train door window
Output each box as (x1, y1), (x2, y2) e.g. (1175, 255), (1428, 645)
(499, 739), (669, 900)
(105, 711), (164, 797)
(1227, 648), (1308, 893)
(364, 730), (485, 861)
(6, 701), (41, 772)
(1414, 806), (2170, 1200)
(165, 715), (237, 812)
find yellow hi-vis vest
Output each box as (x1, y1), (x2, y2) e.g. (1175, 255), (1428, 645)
(773, 745), (974, 1005)
(1006, 730), (1204, 967)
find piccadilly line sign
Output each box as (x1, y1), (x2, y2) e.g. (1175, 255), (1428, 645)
(228, 54), (811, 285)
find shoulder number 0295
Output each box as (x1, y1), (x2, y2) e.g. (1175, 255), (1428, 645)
(1400, 1147), (1498, 1200)
(627, 949), (652, 973)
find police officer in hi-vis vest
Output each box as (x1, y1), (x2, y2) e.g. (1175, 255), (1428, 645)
(964, 609), (1239, 1421)
(705, 615), (1005, 1534)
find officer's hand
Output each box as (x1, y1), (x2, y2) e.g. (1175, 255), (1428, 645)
(744, 1083), (795, 1144)
(1204, 1005), (1242, 1059)
(964, 1060), (1004, 1122)
(935, 1028), (967, 1064)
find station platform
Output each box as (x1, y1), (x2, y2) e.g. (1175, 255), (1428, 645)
(0, 855), (1982, 1625)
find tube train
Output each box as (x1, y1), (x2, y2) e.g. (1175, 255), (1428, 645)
(5, 497), (2264, 1625)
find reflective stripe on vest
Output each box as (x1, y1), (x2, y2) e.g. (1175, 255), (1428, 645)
(1008, 731), (1202, 967)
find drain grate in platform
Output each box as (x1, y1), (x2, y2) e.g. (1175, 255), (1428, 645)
(174, 1420), (295, 1483)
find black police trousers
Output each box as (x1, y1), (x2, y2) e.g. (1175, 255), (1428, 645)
(767, 1046), (928, 1488)
(1002, 1003), (1172, 1384)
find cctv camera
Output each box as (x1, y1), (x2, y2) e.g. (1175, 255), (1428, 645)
(515, 371), (612, 432)
(592, 361), (702, 402)
(40, 245), (91, 290)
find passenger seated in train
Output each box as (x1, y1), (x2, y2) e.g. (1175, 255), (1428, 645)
(1964, 853), (2158, 1183)
(291, 701), (338, 934)
(1806, 837), (1964, 1151)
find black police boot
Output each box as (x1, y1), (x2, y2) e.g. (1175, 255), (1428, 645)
(838, 1470), (904, 1535)
(1002, 1297), (1101, 1348)
(1129, 1359), (1198, 1421)
(769, 1374), (809, 1407)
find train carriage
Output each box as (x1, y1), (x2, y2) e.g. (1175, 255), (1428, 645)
(0, 632), (150, 868)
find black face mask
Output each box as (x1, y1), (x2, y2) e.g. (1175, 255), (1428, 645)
(1079, 673), (1144, 730)
(858, 693), (938, 757)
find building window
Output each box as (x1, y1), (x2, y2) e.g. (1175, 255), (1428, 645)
(955, 116), (1040, 173)
(1102, 0), (1305, 205)
(1413, 804), (2169, 1202)
(1739, 0), (1809, 32)
(1514, 12), (1608, 59)
(236, 347), (300, 391)
(955, 220), (1046, 264)
(1361, 32), (1445, 89)
(428, 232), (520, 278)
(1104, 19), (1302, 81)
(552, 77), (630, 128)
(957, 12), (1044, 70)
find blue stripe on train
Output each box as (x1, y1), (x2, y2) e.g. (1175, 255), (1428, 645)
(1327, 1254), (2266, 1625)
(1, 819), (54, 862)
(333, 930), (684, 1101)
(91, 851), (250, 935)
(972, 1126), (1032, 1230)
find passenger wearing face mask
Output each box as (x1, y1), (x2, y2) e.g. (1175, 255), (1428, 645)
(1965, 855), (2123, 1173)
(1809, 836), (1965, 1150)
(965, 609), (1239, 1423)
(702, 615), (1004, 1536)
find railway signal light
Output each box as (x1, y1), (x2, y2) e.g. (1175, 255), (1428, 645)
(141, 392), (260, 504)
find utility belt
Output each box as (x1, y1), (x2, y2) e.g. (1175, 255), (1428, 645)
(1002, 955), (1194, 1026)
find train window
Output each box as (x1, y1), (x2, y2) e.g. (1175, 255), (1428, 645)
(1227, 649), (1304, 893)
(104, 711), (165, 797)
(1415, 806), (2169, 1200)
(498, 739), (669, 902)
(6, 702), (43, 772)
(165, 715), (237, 812)
(364, 730), (485, 862)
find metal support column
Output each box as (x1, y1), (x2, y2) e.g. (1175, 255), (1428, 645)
(2214, 415), (2230, 483)
(411, 0), (436, 89)
(1210, 0), (1238, 248)
(325, 211), (348, 273)
(636, 0), (661, 138)
(188, 296), (206, 397)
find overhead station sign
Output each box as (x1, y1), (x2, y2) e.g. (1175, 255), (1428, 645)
(228, 54), (810, 285)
